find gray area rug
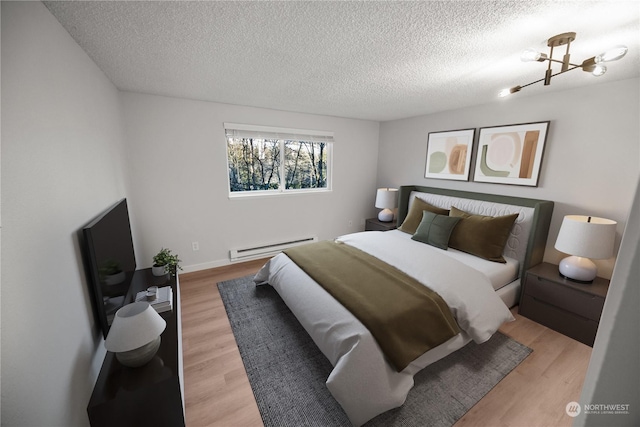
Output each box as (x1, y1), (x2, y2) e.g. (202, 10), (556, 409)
(218, 275), (532, 427)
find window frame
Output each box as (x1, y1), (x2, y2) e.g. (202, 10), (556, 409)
(224, 123), (333, 198)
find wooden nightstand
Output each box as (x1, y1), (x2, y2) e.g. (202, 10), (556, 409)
(365, 218), (397, 231)
(519, 262), (609, 346)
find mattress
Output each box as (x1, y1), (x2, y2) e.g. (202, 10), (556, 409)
(388, 230), (520, 290)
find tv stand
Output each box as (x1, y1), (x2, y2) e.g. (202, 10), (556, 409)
(87, 268), (184, 427)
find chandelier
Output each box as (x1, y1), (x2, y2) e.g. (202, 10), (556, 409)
(500, 32), (628, 97)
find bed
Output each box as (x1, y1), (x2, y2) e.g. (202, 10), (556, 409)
(254, 185), (554, 425)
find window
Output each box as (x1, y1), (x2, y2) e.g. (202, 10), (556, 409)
(225, 123), (333, 196)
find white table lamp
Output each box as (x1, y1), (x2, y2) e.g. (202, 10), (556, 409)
(554, 215), (616, 282)
(105, 301), (167, 367)
(375, 188), (398, 222)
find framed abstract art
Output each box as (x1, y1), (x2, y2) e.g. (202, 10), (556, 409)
(424, 128), (475, 181)
(473, 121), (550, 187)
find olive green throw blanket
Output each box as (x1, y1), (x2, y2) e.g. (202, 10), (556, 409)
(284, 241), (460, 372)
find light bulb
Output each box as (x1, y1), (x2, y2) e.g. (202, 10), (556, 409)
(592, 64), (607, 76)
(595, 46), (628, 63)
(499, 86), (522, 97)
(521, 49), (543, 62)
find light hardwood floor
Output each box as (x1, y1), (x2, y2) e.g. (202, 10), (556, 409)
(180, 260), (592, 427)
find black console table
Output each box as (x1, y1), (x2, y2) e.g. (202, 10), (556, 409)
(87, 268), (185, 427)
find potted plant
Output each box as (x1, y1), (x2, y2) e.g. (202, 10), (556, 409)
(152, 248), (182, 277)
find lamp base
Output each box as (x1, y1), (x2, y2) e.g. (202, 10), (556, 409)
(558, 256), (597, 282)
(378, 208), (394, 222)
(115, 336), (162, 367)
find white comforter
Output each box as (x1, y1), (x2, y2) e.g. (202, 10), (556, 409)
(253, 230), (514, 425)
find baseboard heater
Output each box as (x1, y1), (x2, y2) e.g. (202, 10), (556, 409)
(229, 236), (318, 261)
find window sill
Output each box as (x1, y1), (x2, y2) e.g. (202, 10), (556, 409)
(228, 188), (333, 200)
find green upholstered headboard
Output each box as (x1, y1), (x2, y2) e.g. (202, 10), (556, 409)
(397, 185), (554, 278)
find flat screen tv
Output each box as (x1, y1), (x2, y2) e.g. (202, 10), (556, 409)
(83, 199), (136, 338)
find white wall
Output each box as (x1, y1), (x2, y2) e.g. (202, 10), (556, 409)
(120, 92), (380, 272)
(1, 2), (128, 426)
(378, 78), (640, 279)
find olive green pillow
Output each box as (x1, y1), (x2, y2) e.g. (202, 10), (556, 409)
(398, 197), (450, 234)
(411, 211), (461, 250)
(448, 206), (518, 263)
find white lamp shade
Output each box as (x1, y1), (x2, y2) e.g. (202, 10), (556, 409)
(595, 45), (628, 63)
(105, 301), (166, 352)
(555, 215), (617, 260)
(375, 188), (398, 209)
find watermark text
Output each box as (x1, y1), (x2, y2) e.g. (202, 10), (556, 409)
(566, 402), (631, 417)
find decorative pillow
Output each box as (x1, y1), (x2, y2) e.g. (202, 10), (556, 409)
(411, 211), (461, 250)
(448, 206), (519, 263)
(398, 197), (449, 234)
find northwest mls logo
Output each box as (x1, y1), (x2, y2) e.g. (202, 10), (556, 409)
(566, 401), (581, 417)
(566, 401), (631, 417)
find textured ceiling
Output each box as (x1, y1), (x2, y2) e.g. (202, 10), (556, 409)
(44, 1), (640, 121)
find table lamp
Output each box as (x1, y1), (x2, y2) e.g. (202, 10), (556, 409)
(105, 301), (167, 367)
(554, 215), (617, 282)
(375, 188), (398, 222)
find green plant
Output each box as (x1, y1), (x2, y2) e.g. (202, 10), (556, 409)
(153, 248), (182, 276)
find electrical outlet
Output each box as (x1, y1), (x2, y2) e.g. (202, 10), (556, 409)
(192, 241), (199, 251)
